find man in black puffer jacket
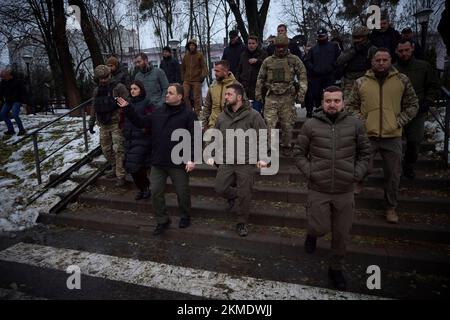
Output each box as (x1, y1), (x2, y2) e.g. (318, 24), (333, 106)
(117, 83), (198, 235)
(296, 86), (371, 291)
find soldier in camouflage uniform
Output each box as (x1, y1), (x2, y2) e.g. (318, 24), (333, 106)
(346, 48), (418, 224)
(88, 65), (129, 187)
(336, 26), (377, 99)
(255, 35), (307, 156)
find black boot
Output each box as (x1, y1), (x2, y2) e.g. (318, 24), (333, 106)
(304, 234), (317, 254)
(135, 190), (144, 200)
(153, 219), (171, 235)
(328, 268), (347, 291)
(402, 164), (415, 179)
(179, 216), (191, 228)
(141, 188), (151, 199)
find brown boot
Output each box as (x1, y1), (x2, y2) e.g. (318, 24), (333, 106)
(386, 208), (399, 224)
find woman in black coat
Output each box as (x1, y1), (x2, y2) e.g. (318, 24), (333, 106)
(122, 80), (154, 200)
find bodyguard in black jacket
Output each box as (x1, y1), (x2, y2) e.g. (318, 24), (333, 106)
(159, 46), (182, 84)
(117, 83), (197, 235)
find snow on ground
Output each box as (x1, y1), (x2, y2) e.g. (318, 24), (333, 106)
(425, 106), (450, 156)
(0, 112), (101, 232)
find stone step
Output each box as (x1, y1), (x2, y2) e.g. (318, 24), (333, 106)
(38, 208), (450, 276)
(269, 154), (445, 168)
(79, 176), (450, 214)
(191, 164), (449, 190)
(75, 191), (450, 244)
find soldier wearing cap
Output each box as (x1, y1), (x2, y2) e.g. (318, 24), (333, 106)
(88, 64), (129, 187)
(255, 34), (308, 156)
(336, 26), (377, 99)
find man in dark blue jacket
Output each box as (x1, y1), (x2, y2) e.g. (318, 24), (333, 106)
(222, 30), (246, 76)
(369, 14), (401, 61)
(0, 69), (27, 135)
(159, 46), (182, 84)
(117, 83), (197, 235)
(304, 28), (341, 117)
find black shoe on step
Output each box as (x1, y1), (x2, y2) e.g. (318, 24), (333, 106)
(142, 189), (151, 199)
(179, 216), (191, 228)
(135, 191), (144, 200)
(304, 234), (317, 254)
(4, 130), (15, 135)
(153, 219), (171, 235)
(328, 268), (347, 291)
(17, 130), (27, 136)
(403, 165), (415, 180)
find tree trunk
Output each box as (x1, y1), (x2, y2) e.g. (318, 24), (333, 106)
(53, 0), (81, 109)
(68, 0), (104, 67)
(226, 0), (270, 42)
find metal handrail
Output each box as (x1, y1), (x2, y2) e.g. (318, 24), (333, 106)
(440, 86), (450, 166)
(14, 98), (93, 145)
(13, 98), (94, 185)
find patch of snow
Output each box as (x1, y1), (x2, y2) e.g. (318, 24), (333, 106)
(0, 113), (100, 232)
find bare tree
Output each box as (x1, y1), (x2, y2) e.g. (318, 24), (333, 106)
(68, 0), (104, 67)
(225, 0), (270, 42)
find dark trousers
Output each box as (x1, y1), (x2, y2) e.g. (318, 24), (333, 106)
(214, 164), (254, 224)
(367, 137), (403, 209)
(403, 112), (426, 169)
(150, 165), (191, 224)
(306, 189), (354, 270)
(0, 102), (25, 132)
(131, 167), (150, 191)
(305, 75), (335, 114)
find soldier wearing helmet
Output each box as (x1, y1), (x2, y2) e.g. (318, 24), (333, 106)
(255, 34), (308, 156)
(88, 64), (129, 187)
(336, 26), (377, 99)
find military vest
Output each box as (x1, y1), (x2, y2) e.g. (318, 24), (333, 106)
(266, 55), (297, 95)
(93, 85), (117, 125)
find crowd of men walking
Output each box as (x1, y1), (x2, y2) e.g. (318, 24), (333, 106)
(80, 13), (441, 291)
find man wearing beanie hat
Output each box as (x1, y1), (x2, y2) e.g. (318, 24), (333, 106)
(304, 28), (341, 117)
(159, 46), (181, 83)
(181, 39), (208, 115)
(106, 55), (130, 87)
(222, 30), (245, 76)
(88, 64), (129, 187)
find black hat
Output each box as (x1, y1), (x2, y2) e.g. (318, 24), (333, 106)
(162, 46), (171, 52)
(401, 27), (413, 34)
(317, 28), (328, 36)
(229, 30), (239, 38)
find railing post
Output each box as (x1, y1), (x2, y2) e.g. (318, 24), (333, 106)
(81, 104), (89, 152)
(32, 133), (42, 185)
(444, 97), (449, 167)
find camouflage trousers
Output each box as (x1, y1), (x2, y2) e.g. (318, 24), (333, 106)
(263, 93), (295, 148)
(100, 122), (125, 179)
